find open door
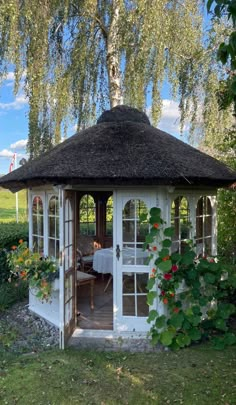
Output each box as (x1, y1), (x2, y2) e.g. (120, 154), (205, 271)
(59, 190), (76, 348)
(115, 191), (156, 332)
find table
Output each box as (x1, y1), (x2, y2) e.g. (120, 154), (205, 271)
(93, 247), (148, 292)
(93, 247), (148, 274)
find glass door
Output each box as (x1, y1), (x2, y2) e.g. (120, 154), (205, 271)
(115, 192), (155, 332)
(63, 191), (76, 344)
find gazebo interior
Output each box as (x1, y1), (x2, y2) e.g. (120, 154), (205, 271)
(76, 191), (114, 330)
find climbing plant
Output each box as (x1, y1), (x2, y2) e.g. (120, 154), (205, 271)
(143, 207), (236, 350)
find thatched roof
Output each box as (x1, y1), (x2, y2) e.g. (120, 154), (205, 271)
(0, 105), (235, 191)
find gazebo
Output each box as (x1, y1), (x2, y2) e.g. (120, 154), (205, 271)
(0, 105), (235, 348)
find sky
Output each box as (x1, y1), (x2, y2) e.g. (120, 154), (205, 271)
(0, 71), (186, 174)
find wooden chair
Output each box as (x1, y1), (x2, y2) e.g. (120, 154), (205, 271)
(77, 270), (96, 310)
(77, 235), (101, 273)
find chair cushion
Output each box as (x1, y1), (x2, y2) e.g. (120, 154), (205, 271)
(82, 255), (94, 263)
(77, 270), (96, 281)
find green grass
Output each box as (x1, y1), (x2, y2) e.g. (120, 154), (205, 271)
(0, 345), (236, 404)
(0, 188), (27, 222)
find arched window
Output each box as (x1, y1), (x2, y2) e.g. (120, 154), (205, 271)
(32, 196), (44, 253)
(48, 195), (59, 260)
(106, 196), (113, 236)
(79, 194), (96, 236)
(171, 196), (190, 253)
(196, 196), (212, 255)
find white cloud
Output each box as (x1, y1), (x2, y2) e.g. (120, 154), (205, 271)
(3, 71), (15, 81)
(0, 94), (28, 111)
(0, 149), (15, 158)
(158, 100), (182, 134)
(10, 139), (28, 150)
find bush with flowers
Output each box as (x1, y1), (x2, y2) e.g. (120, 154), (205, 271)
(7, 240), (59, 302)
(143, 207), (236, 350)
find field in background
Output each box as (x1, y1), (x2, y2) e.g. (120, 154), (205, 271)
(0, 188), (27, 223)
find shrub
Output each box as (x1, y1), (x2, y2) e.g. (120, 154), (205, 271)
(144, 207), (236, 350)
(0, 280), (28, 311)
(0, 222), (28, 284)
(0, 222), (28, 250)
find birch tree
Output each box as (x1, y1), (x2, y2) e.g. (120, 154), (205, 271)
(0, 0), (232, 157)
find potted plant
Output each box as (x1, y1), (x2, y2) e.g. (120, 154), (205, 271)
(7, 240), (59, 302)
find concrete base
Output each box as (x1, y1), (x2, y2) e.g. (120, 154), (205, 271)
(69, 329), (163, 352)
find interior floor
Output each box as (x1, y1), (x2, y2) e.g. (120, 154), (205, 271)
(77, 273), (113, 330)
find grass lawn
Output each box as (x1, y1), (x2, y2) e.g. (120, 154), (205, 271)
(0, 345), (235, 404)
(0, 188), (27, 222)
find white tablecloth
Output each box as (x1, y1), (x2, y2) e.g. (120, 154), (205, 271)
(93, 247), (148, 274)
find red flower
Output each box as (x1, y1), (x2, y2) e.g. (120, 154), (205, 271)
(152, 268), (156, 273)
(171, 264), (178, 272)
(153, 223), (159, 229)
(152, 246), (157, 251)
(11, 245), (17, 250)
(173, 307), (179, 313)
(162, 255), (170, 261)
(163, 298), (168, 304)
(161, 290), (166, 296)
(163, 273), (172, 280)
(170, 292), (175, 297)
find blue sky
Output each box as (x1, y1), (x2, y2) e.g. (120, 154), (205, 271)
(0, 71), (186, 174)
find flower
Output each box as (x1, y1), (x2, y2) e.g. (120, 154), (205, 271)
(11, 245), (17, 250)
(153, 223), (159, 229)
(163, 273), (172, 280)
(7, 241), (59, 302)
(170, 292), (175, 297)
(152, 246), (157, 251)
(161, 290), (166, 296)
(171, 264), (178, 272)
(162, 255), (170, 261)
(151, 268), (156, 274)
(163, 298), (168, 304)
(173, 307), (179, 313)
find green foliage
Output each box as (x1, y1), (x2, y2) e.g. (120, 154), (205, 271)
(207, 0), (236, 113)
(146, 207), (236, 350)
(7, 241), (59, 301)
(0, 223), (28, 284)
(0, 223), (28, 250)
(0, 280), (28, 311)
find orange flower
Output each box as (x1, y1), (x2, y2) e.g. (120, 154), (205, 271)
(11, 245), (17, 250)
(41, 279), (48, 288)
(153, 223), (159, 229)
(162, 255), (170, 261)
(152, 268), (156, 273)
(170, 292), (175, 297)
(19, 239), (24, 244)
(163, 298), (168, 305)
(150, 274), (155, 278)
(20, 271), (27, 278)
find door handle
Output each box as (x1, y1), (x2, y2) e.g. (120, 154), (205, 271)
(116, 244), (120, 260)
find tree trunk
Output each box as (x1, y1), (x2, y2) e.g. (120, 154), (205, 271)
(106, 1), (123, 107)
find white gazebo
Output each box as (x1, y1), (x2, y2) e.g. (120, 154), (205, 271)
(0, 106), (235, 348)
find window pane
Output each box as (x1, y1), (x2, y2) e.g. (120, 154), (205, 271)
(49, 216), (55, 237)
(137, 273), (148, 292)
(123, 245), (135, 265)
(123, 200), (135, 219)
(49, 238), (56, 258)
(123, 273), (135, 293)
(137, 296), (149, 317)
(123, 296), (135, 316)
(123, 221), (135, 242)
